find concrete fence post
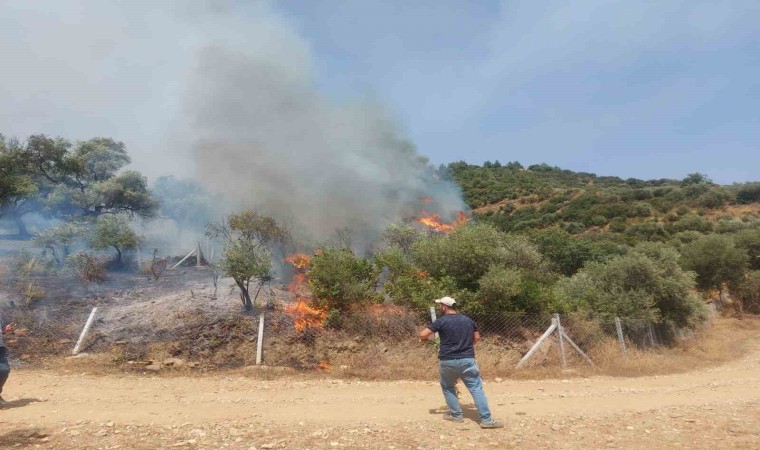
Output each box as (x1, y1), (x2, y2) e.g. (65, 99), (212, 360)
(614, 317), (627, 355)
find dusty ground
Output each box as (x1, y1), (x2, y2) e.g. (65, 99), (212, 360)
(1, 333), (759, 449)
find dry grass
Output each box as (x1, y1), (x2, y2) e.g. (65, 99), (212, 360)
(26, 316), (760, 383)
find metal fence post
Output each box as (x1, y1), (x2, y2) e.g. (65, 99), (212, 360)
(554, 313), (567, 369)
(614, 317), (627, 355)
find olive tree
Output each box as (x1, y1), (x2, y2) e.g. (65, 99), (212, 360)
(90, 215), (141, 265)
(206, 209), (288, 311)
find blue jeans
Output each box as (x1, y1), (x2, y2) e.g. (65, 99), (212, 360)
(0, 346), (9, 396)
(438, 358), (492, 421)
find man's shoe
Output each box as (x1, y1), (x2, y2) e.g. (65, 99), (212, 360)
(479, 419), (504, 429)
(0, 397), (8, 407)
(443, 412), (464, 423)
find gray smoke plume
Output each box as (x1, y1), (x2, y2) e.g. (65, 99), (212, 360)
(0, 0), (466, 246)
(185, 34), (465, 244)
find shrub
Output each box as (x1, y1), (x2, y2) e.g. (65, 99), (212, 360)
(557, 245), (707, 328)
(680, 235), (748, 293)
(736, 271), (760, 314)
(66, 252), (108, 286)
(308, 247), (380, 311)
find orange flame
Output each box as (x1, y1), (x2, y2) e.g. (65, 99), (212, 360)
(284, 253), (326, 332)
(415, 211), (469, 233)
(284, 253), (311, 270)
(317, 360), (333, 372)
(420, 197), (433, 204)
(284, 300), (327, 332)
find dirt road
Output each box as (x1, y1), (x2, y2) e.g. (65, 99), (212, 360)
(2, 336), (759, 449)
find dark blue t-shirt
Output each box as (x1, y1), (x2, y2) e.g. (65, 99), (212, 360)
(428, 314), (478, 360)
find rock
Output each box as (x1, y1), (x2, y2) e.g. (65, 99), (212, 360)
(495, 378), (504, 383)
(188, 362), (200, 368)
(20, 353), (32, 360)
(95, 430), (108, 437)
(551, 424), (562, 431)
(626, 426), (634, 430)
(114, 340), (129, 345)
(189, 429), (206, 437)
(15, 328), (30, 337)
(145, 363), (162, 371)
(105, 421), (115, 427)
(515, 412), (526, 416)
(260, 444), (275, 449)
(164, 357), (186, 368)
(58, 339), (72, 345)
(68, 430), (81, 436)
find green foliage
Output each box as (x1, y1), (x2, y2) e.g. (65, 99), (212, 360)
(207, 209), (283, 311)
(382, 223), (423, 255)
(1, 134), (157, 237)
(667, 214), (713, 234)
(32, 222), (88, 267)
(528, 228), (627, 276)
(736, 271), (760, 314)
(308, 247), (380, 311)
(557, 244), (707, 327)
(411, 223), (544, 290)
(679, 235), (748, 292)
(90, 215), (141, 264)
(153, 176), (218, 229)
(732, 182), (760, 204)
(733, 228), (760, 271)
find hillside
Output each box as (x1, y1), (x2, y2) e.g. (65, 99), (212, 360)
(448, 161), (760, 238)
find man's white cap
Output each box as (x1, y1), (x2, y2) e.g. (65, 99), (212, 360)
(434, 296), (456, 307)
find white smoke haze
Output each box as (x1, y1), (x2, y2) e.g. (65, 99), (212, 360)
(0, 0), (466, 247)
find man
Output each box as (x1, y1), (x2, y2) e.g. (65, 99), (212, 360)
(0, 317), (13, 406)
(419, 296), (504, 429)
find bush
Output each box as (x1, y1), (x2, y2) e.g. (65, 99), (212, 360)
(680, 235), (748, 293)
(66, 252), (108, 286)
(308, 247), (380, 311)
(557, 244), (707, 327)
(736, 271), (760, 314)
(668, 214), (713, 233)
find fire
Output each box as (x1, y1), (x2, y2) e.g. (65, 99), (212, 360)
(414, 271), (429, 280)
(284, 253), (310, 270)
(317, 360), (333, 372)
(284, 300), (327, 332)
(420, 196), (433, 204)
(415, 210), (469, 233)
(284, 252), (326, 332)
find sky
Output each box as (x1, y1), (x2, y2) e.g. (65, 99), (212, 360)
(0, 0), (758, 184)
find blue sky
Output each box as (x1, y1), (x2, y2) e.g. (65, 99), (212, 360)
(274, 1), (760, 183)
(0, 1), (758, 185)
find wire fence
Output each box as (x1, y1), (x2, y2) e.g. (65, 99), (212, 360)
(243, 306), (701, 376)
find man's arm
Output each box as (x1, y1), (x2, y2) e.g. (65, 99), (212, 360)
(419, 327), (434, 341)
(473, 331), (481, 345)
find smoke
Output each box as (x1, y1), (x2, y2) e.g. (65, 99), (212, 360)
(175, 2), (465, 244)
(0, 0), (466, 246)
(188, 44), (464, 243)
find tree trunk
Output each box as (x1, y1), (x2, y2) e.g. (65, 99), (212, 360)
(236, 280), (253, 311)
(114, 246), (122, 265)
(14, 215), (30, 239)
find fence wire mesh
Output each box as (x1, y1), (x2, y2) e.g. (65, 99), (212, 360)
(247, 306), (694, 376)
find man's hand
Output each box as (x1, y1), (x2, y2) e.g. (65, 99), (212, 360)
(3, 322), (15, 334)
(473, 331), (481, 345)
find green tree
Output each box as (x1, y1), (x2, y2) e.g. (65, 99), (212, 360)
(382, 223), (423, 255)
(206, 209), (286, 310)
(90, 215), (141, 265)
(411, 223), (544, 290)
(2, 135), (158, 237)
(679, 235), (748, 294)
(32, 222), (88, 267)
(736, 271), (760, 314)
(308, 247), (380, 312)
(557, 245), (706, 327)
